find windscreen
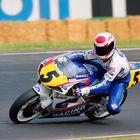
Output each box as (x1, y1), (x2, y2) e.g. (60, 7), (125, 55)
(55, 58), (81, 78)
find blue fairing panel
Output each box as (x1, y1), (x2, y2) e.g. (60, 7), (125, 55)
(130, 63), (140, 70)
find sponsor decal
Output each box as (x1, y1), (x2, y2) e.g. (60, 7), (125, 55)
(0, 0), (50, 21)
(33, 85), (40, 93)
(0, 0), (69, 21)
(52, 104), (86, 117)
(60, 85), (67, 91)
(67, 52), (84, 59)
(79, 67), (87, 73)
(66, 78), (89, 86)
(83, 63), (97, 75)
(56, 102), (68, 108)
(90, 79), (107, 90)
(76, 74), (88, 79)
(54, 94), (68, 99)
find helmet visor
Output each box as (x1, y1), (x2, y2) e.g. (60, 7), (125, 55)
(94, 42), (114, 56)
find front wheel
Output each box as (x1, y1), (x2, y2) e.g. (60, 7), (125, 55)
(84, 90), (127, 120)
(9, 89), (42, 124)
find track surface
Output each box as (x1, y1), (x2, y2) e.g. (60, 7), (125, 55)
(0, 50), (140, 140)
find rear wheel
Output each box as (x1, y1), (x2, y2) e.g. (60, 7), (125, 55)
(9, 89), (42, 124)
(84, 90), (127, 120)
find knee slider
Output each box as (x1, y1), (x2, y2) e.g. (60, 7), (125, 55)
(107, 103), (121, 115)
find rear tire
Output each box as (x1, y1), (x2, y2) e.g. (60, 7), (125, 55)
(9, 89), (42, 124)
(84, 90), (127, 120)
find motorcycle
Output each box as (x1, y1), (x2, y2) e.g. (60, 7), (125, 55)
(9, 53), (140, 123)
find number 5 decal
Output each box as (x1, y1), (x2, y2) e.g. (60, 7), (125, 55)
(40, 70), (59, 83)
(128, 70), (140, 88)
(133, 71), (140, 84)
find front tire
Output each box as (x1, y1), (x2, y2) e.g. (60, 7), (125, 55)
(9, 89), (42, 124)
(84, 90), (127, 120)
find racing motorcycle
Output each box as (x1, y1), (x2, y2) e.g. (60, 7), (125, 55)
(9, 53), (140, 123)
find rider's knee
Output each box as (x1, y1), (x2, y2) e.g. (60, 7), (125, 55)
(107, 103), (121, 115)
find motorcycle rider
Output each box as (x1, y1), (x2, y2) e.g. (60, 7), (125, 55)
(58, 32), (130, 115)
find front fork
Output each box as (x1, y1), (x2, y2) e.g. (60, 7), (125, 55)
(33, 83), (52, 109)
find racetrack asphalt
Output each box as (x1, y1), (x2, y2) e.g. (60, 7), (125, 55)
(0, 50), (140, 140)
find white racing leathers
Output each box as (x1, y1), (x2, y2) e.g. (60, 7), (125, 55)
(66, 49), (130, 114)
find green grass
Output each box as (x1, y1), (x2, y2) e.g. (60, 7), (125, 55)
(77, 135), (140, 140)
(117, 40), (140, 48)
(91, 16), (112, 21)
(97, 136), (140, 140)
(0, 41), (91, 52)
(0, 40), (140, 52)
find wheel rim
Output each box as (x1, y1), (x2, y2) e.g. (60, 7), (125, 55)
(94, 107), (109, 118)
(17, 96), (41, 122)
(94, 96), (109, 118)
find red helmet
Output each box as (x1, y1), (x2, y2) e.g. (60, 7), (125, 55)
(94, 32), (115, 61)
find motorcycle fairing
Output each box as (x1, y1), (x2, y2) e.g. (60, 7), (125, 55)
(38, 59), (68, 87)
(39, 92), (88, 118)
(33, 83), (53, 109)
(51, 103), (87, 118)
(42, 103), (87, 118)
(38, 57), (99, 93)
(51, 92), (86, 112)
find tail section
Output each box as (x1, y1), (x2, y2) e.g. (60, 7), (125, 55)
(127, 63), (140, 89)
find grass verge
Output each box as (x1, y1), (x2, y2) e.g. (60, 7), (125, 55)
(99, 136), (140, 140)
(79, 135), (140, 140)
(0, 40), (140, 52)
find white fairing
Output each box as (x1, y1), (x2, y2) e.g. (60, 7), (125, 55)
(52, 91), (85, 108)
(56, 85), (74, 95)
(33, 83), (85, 112)
(33, 83), (52, 109)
